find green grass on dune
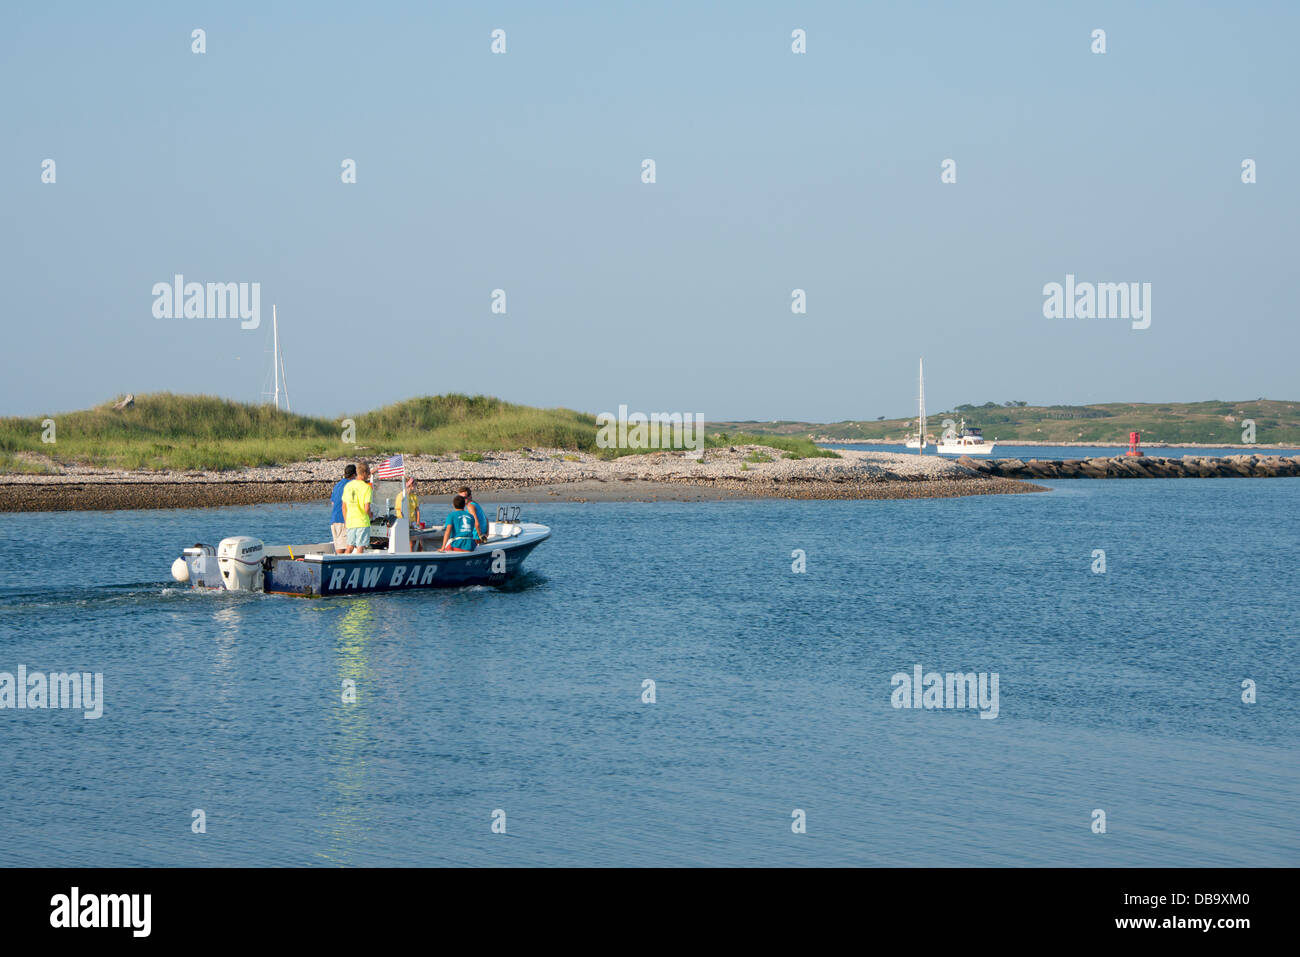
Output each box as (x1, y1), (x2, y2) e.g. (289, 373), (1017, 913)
(2, 393), (835, 471)
(352, 394), (599, 456)
(0, 452), (59, 474)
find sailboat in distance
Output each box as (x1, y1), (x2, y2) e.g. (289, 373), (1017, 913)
(905, 358), (926, 451)
(260, 304), (291, 413)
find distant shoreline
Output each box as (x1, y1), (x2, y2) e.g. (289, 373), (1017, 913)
(818, 439), (1300, 449)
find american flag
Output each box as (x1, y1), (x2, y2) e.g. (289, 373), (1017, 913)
(373, 454), (404, 480)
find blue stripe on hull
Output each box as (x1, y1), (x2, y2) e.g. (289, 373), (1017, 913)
(265, 540), (542, 597)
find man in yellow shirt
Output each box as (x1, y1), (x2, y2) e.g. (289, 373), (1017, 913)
(395, 476), (420, 524)
(340, 461), (372, 554)
(395, 476), (423, 551)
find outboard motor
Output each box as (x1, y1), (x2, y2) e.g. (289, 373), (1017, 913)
(173, 543), (222, 588)
(217, 537), (265, 592)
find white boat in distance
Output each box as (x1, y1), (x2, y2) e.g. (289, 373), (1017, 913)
(905, 358), (927, 450)
(936, 418), (996, 456)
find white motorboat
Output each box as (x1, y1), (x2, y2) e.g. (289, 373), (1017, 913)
(936, 418), (996, 456)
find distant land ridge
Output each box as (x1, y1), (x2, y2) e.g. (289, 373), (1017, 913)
(711, 399), (1300, 446)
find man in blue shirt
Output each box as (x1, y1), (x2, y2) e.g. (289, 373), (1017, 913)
(457, 486), (490, 544)
(330, 463), (356, 553)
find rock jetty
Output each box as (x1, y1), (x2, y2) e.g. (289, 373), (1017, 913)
(957, 454), (1300, 480)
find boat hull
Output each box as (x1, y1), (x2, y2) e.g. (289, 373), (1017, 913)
(266, 531), (547, 597)
(936, 444), (995, 456)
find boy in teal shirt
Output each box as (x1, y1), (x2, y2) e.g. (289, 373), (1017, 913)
(457, 486), (489, 544)
(440, 495), (482, 552)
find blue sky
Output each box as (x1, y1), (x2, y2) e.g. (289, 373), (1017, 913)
(2, 1), (1296, 421)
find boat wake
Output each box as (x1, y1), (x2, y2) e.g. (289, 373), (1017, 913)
(491, 570), (548, 593)
(0, 580), (266, 615)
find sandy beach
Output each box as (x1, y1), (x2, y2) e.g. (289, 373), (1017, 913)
(0, 446), (1045, 512)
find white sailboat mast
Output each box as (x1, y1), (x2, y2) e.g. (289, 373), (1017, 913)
(272, 305), (280, 412)
(269, 304), (291, 413)
(278, 311), (291, 413)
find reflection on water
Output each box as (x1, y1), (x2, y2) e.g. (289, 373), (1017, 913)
(316, 598), (377, 866)
(209, 602), (244, 708)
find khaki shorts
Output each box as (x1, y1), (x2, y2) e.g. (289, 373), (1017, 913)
(331, 523), (348, 552)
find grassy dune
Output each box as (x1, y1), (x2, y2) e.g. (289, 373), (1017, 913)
(0, 393), (832, 471)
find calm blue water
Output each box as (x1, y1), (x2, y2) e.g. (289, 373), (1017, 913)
(1, 481), (1296, 866)
(822, 442), (1300, 460)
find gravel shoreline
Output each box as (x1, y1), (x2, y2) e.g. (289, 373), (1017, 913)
(0, 447), (1046, 512)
